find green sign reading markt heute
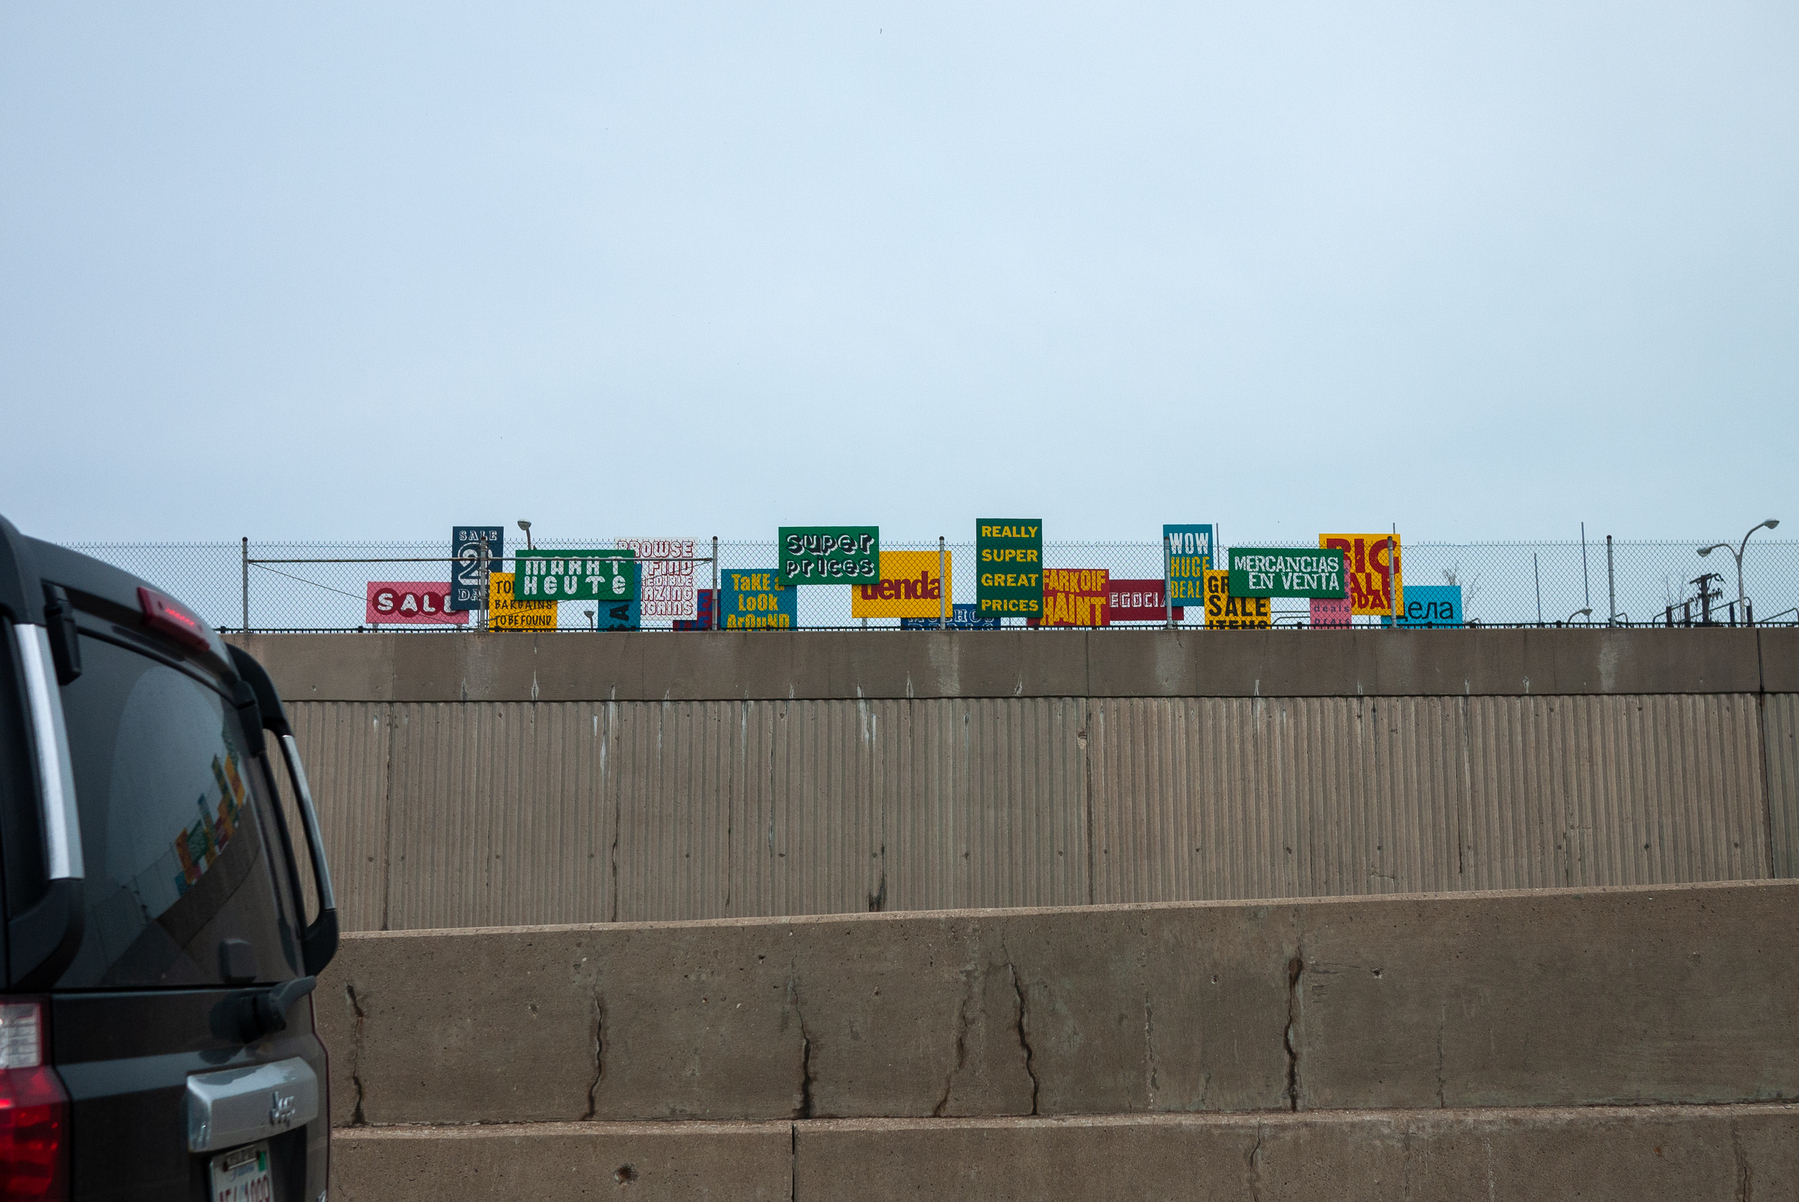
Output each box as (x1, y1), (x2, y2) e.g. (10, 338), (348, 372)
(1226, 547), (1346, 598)
(515, 549), (638, 601)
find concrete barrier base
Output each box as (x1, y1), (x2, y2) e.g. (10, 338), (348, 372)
(333, 1104), (1799, 1201)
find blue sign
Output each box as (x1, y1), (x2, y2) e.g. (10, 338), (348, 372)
(721, 570), (796, 630)
(901, 604), (1000, 630)
(674, 590), (717, 631)
(1381, 584), (1463, 628)
(450, 526), (505, 610)
(1163, 524), (1214, 609)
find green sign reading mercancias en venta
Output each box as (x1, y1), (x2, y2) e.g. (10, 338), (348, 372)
(1227, 548), (1347, 598)
(778, 526), (879, 584)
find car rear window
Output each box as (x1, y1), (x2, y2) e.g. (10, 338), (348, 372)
(54, 633), (301, 988)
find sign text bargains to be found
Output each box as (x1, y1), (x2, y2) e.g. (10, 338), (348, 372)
(977, 520), (1043, 617)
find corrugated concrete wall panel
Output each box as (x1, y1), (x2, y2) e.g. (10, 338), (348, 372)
(1764, 694), (1799, 879)
(282, 701), (389, 933)
(287, 693), (1786, 931)
(381, 703), (612, 930)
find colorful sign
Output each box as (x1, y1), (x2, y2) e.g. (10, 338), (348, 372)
(450, 526), (504, 610)
(1381, 585), (1463, 628)
(1163, 524), (1214, 610)
(618, 537), (699, 620)
(593, 593), (640, 632)
(1108, 579), (1183, 622)
(1226, 548), (1347, 598)
(367, 582), (469, 626)
(1030, 569), (1110, 627)
(1319, 533), (1403, 616)
(486, 573), (557, 631)
(674, 590), (717, 631)
(778, 527), (879, 584)
(1310, 597), (1353, 628)
(852, 551), (951, 619)
(1203, 571), (1271, 629)
(515, 550), (637, 602)
(902, 604), (999, 630)
(721, 570), (796, 630)
(976, 519), (1043, 618)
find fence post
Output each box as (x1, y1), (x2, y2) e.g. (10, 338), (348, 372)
(1387, 535), (1396, 629)
(1534, 554), (1543, 626)
(240, 537), (249, 633)
(939, 536), (947, 629)
(1606, 535), (1616, 625)
(1164, 533), (1173, 630)
(711, 536), (719, 631)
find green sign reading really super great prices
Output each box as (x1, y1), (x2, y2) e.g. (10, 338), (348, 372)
(976, 518), (1042, 617)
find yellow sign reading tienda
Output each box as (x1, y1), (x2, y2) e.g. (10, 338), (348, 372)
(851, 550), (952, 619)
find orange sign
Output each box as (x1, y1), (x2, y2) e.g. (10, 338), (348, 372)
(1319, 533), (1403, 616)
(1031, 568), (1110, 627)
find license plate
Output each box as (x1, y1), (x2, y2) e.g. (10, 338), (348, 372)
(209, 1142), (272, 1202)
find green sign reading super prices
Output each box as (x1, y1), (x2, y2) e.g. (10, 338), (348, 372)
(778, 526), (879, 584)
(515, 549), (638, 601)
(1226, 548), (1347, 598)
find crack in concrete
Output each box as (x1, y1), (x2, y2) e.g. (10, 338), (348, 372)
(932, 967), (977, 1118)
(788, 975), (816, 1120)
(1435, 1009), (1447, 1109)
(1008, 959), (1040, 1116)
(1733, 1123), (1752, 1202)
(583, 995), (605, 1120)
(1246, 1127), (1264, 1202)
(1144, 994), (1160, 1108)
(1284, 956), (1304, 1112)
(344, 983), (368, 1127)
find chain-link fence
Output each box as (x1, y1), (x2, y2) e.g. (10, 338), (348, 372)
(62, 536), (1799, 633)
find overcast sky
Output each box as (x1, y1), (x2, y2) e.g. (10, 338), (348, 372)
(2, 2), (1795, 544)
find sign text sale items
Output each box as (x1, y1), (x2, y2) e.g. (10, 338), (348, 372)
(977, 520), (1042, 618)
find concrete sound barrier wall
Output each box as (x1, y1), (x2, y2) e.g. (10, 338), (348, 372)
(316, 879), (1799, 1129)
(232, 629), (1799, 931)
(316, 879), (1799, 1200)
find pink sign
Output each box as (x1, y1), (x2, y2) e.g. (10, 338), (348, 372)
(1310, 596), (1352, 628)
(1107, 579), (1185, 622)
(366, 582), (469, 626)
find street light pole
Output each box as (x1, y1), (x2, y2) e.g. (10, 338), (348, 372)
(1698, 519), (1779, 625)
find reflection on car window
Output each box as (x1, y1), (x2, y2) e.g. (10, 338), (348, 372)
(57, 634), (299, 988)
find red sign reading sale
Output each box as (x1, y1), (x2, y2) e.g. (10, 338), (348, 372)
(366, 582), (469, 625)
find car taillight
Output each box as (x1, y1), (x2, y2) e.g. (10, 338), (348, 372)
(138, 585), (212, 652)
(0, 1002), (69, 1200)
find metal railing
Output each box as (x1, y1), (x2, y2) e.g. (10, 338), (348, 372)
(62, 536), (1799, 633)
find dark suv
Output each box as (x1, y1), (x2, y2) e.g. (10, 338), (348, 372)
(0, 516), (337, 1200)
